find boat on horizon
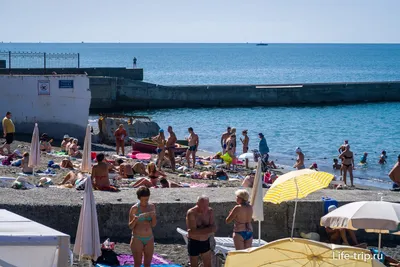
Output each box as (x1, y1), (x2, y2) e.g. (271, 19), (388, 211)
(256, 43), (268, 46)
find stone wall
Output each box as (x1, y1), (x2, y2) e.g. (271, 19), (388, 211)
(89, 78), (400, 110)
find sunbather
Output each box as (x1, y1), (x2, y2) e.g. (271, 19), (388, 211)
(226, 189), (253, 250)
(116, 159), (147, 178)
(91, 153), (119, 192)
(186, 196), (216, 267)
(40, 133), (52, 153)
(242, 173), (255, 188)
(160, 178), (183, 188)
(129, 186), (157, 267)
(131, 162), (166, 188)
(69, 139), (82, 158)
(21, 152), (33, 174)
(60, 134), (70, 152)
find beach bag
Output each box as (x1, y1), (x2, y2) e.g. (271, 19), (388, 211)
(93, 248), (119, 266)
(75, 177), (87, 191)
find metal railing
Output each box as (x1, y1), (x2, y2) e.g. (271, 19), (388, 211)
(0, 51), (80, 70)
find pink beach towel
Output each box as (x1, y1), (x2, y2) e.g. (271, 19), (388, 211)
(117, 253), (171, 265)
(189, 182), (209, 188)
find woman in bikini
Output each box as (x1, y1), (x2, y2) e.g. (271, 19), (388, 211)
(226, 189), (253, 250)
(131, 162), (167, 188)
(69, 139), (82, 158)
(152, 129), (166, 170)
(129, 186), (157, 267)
(339, 144), (355, 187)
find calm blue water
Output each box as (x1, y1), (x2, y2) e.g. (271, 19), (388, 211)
(2, 43), (400, 188)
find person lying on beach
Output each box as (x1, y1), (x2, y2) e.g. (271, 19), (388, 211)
(293, 147), (305, 170)
(131, 162), (166, 188)
(69, 139), (82, 158)
(60, 158), (74, 169)
(40, 133), (53, 153)
(91, 153), (119, 192)
(325, 206), (366, 248)
(160, 178), (183, 188)
(21, 152), (33, 175)
(116, 159), (147, 178)
(60, 134), (69, 152)
(242, 173), (255, 188)
(226, 190), (253, 250)
(186, 196), (216, 267)
(58, 171), (85, 188)
(379, 150), (387, 165)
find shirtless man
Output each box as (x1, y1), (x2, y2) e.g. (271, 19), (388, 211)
(389, 154), (400, 188)
(186, 196), (216, 267)
(166, 126), (177, 172)
(240, 130), (249, 168)
(220, 127), (231, 154)
(152, 129), (166, 170)
(186, 127), (199, 168)
(293, 147), (305, 170)
(91, 153), (118, 192)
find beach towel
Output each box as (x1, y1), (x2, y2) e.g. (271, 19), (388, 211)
(96, 265), (181, 267)
(189, 182), (209, 188)
(117, 253), (172, 266)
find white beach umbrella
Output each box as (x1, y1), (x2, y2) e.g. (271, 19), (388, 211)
(81, 124), (92, 173)
(73, 178), (101, 261)
(250, 160), (264, 245)
(320, 201), (400, 253)
(28, 123), (40, 170)
(239, 153), (254, 160)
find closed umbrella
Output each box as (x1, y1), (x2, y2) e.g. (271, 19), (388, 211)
(225, 238), (384, 267)
(321, 201), (400, 254)
(250, 161), (264, 245)
(81, 124), (92, 173)
(264, 169), (334, 238)
(28, 123), (40, 173)
(73, 178), (101, 261)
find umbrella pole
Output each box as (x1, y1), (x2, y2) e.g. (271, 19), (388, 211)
(378, 232), (382, 255)
(258, 221), (261, 246)
(291, 178), (299, 239)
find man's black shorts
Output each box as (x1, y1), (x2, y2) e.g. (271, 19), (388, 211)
(5, 133), (14, 144)
(187, 238), (210, 257)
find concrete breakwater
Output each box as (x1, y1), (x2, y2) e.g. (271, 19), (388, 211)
(90, 78), (400, 110)
(1, 187), (399, 245)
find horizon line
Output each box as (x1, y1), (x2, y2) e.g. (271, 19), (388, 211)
(1, 42), (400, 45)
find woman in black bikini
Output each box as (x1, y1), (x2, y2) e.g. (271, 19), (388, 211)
(131, 162), (166, 188)
(339, 145), (355, 187)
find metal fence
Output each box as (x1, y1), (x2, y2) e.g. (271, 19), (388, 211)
(0, 51), (80, 70)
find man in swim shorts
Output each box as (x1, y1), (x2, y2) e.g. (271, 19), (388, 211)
(0, 112), (15, 155)
(186, 127), (199, 168)
(166, 126), (177, 172)
(186, 196), (216, 267)
(240, 130), (249, 168)
(220, 127), (231, 154)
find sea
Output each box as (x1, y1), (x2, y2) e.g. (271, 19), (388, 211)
(1, 43), (400, 189)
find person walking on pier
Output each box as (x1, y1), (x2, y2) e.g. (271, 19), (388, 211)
(186, 196), (216, 267)
(166, 126), (177, 172)
(0, 112), (15, 155)
(186, 127), (199, 168)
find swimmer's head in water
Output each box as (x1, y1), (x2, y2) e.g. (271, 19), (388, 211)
(333, 158), (338, 163)
(136, 186), (150, 200)
(96, 153), (105, 162)
(235, 189), (249, 204)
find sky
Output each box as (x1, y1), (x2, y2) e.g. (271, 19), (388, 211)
(1, 0), (399, 43)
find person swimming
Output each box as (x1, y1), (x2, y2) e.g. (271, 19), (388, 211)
(360, 152), (368, 164)
(379, 150), (387, 165)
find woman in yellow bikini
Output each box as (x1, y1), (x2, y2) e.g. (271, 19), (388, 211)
(129, 186), (157, 267)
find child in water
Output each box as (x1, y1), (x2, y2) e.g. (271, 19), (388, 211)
(333, 158), (342, 176)
(379, 150), (387, 165)
(360, 152), (368, 164)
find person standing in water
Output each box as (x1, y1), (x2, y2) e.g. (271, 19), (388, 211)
(360, 152), (368, 164)
(240, 130), (249, 168)
(186, 196), (216, 267)
(226, 190), (253, 250)
(220, 127), (231, 154)
(293, 147), (305, 170)
(114, 124), (127, 156)
(379, 150), (387, 165)
(186, 127), (199, 168)
(339, 145), (355, 187)
(129, 186), (157, 267)
(152, 129), (166, 170)
(258, 133), (269, 170)
(166, 126), (177, 172)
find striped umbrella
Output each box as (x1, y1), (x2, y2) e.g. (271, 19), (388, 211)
(264, 169), (334, 238)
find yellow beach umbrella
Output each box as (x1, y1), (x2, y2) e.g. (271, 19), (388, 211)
(225, 238), (384, 267)
(264, 169), (334, 237)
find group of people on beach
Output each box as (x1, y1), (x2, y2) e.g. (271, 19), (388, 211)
(129, 187), (253, 267)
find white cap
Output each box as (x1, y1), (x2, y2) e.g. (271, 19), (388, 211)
(63, 134), (70, 139)
(328, 205), (337, 213)
(295, 147), (302, 153)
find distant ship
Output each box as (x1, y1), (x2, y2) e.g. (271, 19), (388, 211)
(256, 43), (268, 46)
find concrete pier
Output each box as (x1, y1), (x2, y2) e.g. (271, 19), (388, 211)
(89, 78), (400, 111)
(1, 187), (399, 244)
